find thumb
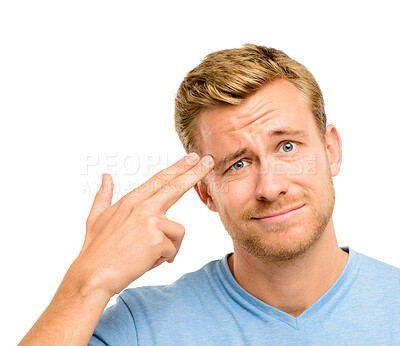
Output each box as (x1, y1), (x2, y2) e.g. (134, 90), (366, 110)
(88, 173), (114, 219)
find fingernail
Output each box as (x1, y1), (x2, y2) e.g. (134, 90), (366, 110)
(185, 152), (199, 165)
(202, 155), (214, 167)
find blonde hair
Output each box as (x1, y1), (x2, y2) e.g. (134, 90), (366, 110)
(174, 43), (326, 154)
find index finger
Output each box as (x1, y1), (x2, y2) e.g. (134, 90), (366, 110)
(128, 152), (201, 201)
(149, 155), (214, 214)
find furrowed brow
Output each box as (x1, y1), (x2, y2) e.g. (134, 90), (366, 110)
(215, 148), (248, 172)
(214, 128), (309, 171)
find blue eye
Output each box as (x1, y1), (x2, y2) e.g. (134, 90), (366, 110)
(229, 160), (249, 171)
(278, 141), (297, 153)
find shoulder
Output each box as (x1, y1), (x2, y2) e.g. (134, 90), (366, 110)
(354, 248), (400, 296)
(357, 250), (400, 280)
(120, 256), (222, 312)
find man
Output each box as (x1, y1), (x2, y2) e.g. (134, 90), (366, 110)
(20, 44), (400, 345)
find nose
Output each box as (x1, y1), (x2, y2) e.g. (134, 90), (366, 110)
(254, 159), (290, 202)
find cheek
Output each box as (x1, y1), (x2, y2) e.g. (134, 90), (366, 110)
(213, 176), (253, 209)
(271, 151), (323, 188)
(292, 155), (331, 196)
(279, 153), (317, 176)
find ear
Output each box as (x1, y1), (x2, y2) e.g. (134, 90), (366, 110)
(194, 180), (218, 212)
(324, 124), (342, 177)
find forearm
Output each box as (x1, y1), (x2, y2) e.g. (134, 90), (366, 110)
(19, 262), (110, 346)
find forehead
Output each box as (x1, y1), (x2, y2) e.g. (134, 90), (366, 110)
(196, 79), (317, 155)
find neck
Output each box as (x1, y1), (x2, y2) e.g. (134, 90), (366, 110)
(227, 219), (348, 317)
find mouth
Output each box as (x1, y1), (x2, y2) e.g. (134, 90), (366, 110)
(252, 204), (305, 223)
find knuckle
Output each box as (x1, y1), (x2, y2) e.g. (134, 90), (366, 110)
(167, 180), (180, 192)
(191, 163), (206, 176)
(146, 215), (160, 229)
(151, 173), (166, 190)
(138, 199), (152, 212)
(178, 163), (192, 174)
(162, 179), (187, 195)
(159, 181), (173, 194)
(176, 223), (185, 237)
(150, 231), (166, 249)
(166, 242), (177, 257)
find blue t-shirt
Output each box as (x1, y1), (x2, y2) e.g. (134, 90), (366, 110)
(89, 246), (400, 345)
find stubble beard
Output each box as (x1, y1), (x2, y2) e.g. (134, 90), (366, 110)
(217, 174), (336, 264)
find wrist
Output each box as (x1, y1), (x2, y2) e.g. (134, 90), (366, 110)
(19, 258), (112, 345)
(65, 256), (113, 303)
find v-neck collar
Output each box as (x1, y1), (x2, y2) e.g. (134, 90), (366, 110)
(214, 246), (361, 330)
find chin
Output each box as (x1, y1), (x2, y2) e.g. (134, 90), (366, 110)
(231, 212), (330, 263)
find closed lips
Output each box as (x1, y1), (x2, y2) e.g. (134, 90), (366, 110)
(254, 204), (304, 218)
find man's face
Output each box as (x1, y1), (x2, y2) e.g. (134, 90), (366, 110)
(194, 79), (341, 263)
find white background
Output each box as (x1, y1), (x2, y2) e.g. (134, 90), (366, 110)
(1, 1), (399, 344)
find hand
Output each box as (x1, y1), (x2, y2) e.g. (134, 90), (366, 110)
(74, 153), (214, 299)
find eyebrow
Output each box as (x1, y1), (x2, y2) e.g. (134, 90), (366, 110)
(215, 129), (309, 171)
